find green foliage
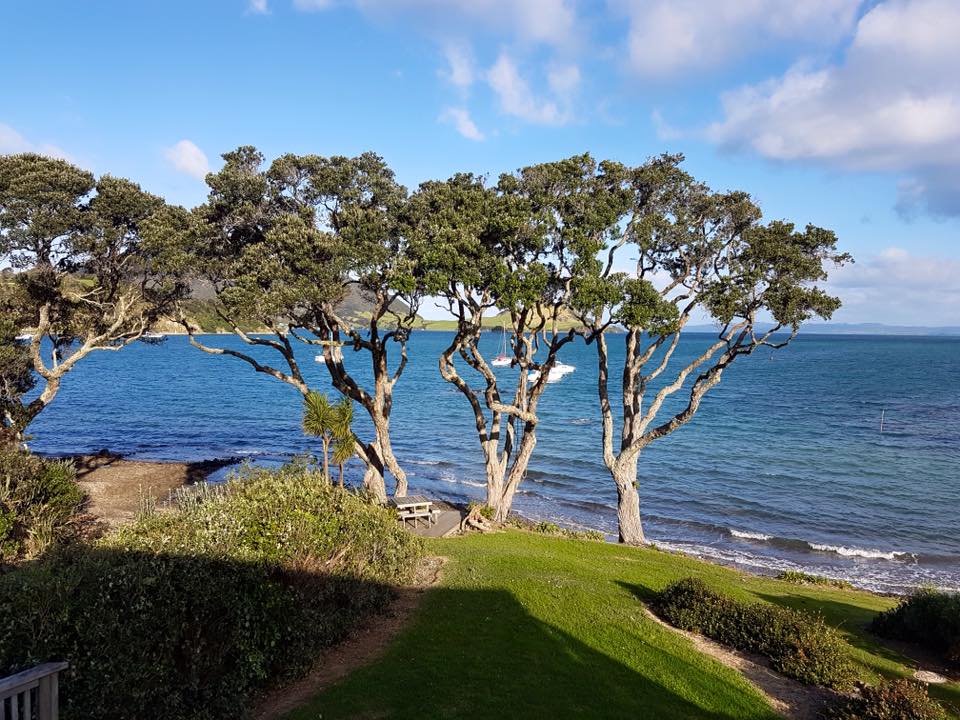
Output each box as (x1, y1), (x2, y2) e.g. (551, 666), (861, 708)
(0, 464), (422, 720)
(0, 153), (188, 438)
(776, 570), (854, 590)
(654, 577), (858, 690)
(303, 391), (356, 484)
(0, 449), (84, 560)
(821, 680), (950, 720)
(871, 589), (960, 668)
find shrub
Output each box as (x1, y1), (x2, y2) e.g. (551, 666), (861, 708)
(0, 449), (85, 560)
(777, 570), (853, 590)
(0, 463), (423, 720)
(653, 578), (858, 690)
(821, 679), (949, 720)
(870, 589), (960, 668)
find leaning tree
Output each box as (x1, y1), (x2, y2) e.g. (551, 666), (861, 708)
(571, 155), (851, 543)
(175, 147), (420, 500)
(0, 153), (187, 448)
(411, 156), (613, 520)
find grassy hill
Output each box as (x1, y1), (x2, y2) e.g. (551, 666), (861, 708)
(288, 531), (960, 719)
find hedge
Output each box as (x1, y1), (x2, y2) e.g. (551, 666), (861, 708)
(870, 588), (960, 668)
(653, 577), (857, 690)
(0, 463), (423, 719)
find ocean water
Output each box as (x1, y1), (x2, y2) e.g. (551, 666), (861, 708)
(28, 331), (960, 594)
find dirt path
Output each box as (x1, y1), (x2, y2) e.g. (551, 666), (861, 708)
(642, 606), (840, 720)
(70, 451), (237, 528)
(255, 556), (446, 720)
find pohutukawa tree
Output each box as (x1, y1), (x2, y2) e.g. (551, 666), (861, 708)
(572, 154), (851, 544)
(174, 147), (419, 500)
(411, 156), (612, 521)
(0, 153), (187, 448)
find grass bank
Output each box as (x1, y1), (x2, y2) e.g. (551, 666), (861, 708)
(292, 531), (960, 719)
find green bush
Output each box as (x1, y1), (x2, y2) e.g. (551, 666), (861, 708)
(0, 463), (423, 720)
(821, 679), (949, 720)
(653, 577), (858, 690)
(870, 589), (960, 668)
(0, 449), (85, 560)
(776, 570), (853, 590)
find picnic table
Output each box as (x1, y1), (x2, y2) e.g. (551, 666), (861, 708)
(389, 495), (438, 528)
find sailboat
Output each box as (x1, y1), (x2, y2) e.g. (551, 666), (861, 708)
(492, 326), (511, 367)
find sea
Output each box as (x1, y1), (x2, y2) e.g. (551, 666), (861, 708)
(28, 330), (960, 594)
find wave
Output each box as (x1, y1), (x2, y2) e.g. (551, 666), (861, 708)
(408, 459), (443, 466)
(730, 529), (774, 541)
(808, 543), (915, 561)
(569, 417), (593, 426)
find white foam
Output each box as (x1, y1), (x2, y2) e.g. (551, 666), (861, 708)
(730, 529), (774, 541)
(809, 543), (910, 561)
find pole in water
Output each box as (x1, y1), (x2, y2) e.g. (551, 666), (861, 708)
(880, 408), (885, 433)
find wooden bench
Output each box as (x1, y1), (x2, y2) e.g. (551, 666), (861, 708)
(389, 495), (438, 528)
(1, 662), (68, 720)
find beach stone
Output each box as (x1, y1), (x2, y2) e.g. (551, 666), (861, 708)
(913, 670), (947, 684)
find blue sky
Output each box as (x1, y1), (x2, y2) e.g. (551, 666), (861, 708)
(3, 0), (958, 324)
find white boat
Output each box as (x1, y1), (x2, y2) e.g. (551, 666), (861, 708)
(315, 353), (328, 363)
(142, 332), (164, 340)
(528, 362), (575, 384)
(14, 333), (32, 342)
(491, 326), (511, 367)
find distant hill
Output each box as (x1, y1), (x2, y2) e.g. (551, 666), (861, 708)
(419, 307), (589, 333)
(156, 286), (423, 334)
(683, 322), (960, 337)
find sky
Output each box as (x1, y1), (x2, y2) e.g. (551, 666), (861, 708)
(2, 0), (958, 325)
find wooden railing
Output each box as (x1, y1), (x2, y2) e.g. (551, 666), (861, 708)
(0, 662), (67, 720)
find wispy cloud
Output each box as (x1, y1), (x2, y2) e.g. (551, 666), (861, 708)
(0, 122), (69, 160)
(248, 0), (269, 14)
(439, 107), (484, 141)
(440, 43), (475, 89)
(164, 140), (210, 180)
(486, 54), (575, 126)
(826, 246), (960, 325)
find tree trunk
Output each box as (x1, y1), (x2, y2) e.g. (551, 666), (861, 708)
(373, 415), (407, 496)
(321, 436), (331, 483)
(612, 459), (645, 545)
(362, 462), (387, 504)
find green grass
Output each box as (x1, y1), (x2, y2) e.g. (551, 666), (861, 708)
(288, 531), (960, 719)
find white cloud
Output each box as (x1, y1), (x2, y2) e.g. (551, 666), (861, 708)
(439, 107), (485, 141)
(440, 44), (474, 89)
(164, 140), (210, 180)
(615, 0), (863, 76)
(0, 123), (69, 159)
(486, 54), (575, 125)
(248, 0), (269, 13)
(707, 0), (960, 217)
(826, 246), (960, 325)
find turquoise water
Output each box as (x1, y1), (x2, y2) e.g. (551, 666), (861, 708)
(29, 331), (960, 593)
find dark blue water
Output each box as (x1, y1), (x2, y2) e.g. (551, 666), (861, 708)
(29, 331), (960, 593)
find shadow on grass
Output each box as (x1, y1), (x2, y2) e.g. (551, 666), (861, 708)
(295, 582), (781, 720)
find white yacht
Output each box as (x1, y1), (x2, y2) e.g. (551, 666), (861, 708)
(528, 362), (575, 384)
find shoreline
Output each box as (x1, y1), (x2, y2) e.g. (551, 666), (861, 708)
(58, 452), (926, 596)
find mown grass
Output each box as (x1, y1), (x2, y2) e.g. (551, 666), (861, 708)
(290, 530), (960, 720)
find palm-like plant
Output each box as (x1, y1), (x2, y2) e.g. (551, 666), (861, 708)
(303, 391), (355, 485)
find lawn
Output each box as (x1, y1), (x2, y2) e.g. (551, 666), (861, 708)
(288, 531), (960, 719)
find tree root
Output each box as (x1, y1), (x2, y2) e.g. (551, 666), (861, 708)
(461, 505), (495, 533)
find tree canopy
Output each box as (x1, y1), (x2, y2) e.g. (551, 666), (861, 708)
(0, 153), (187, 446)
